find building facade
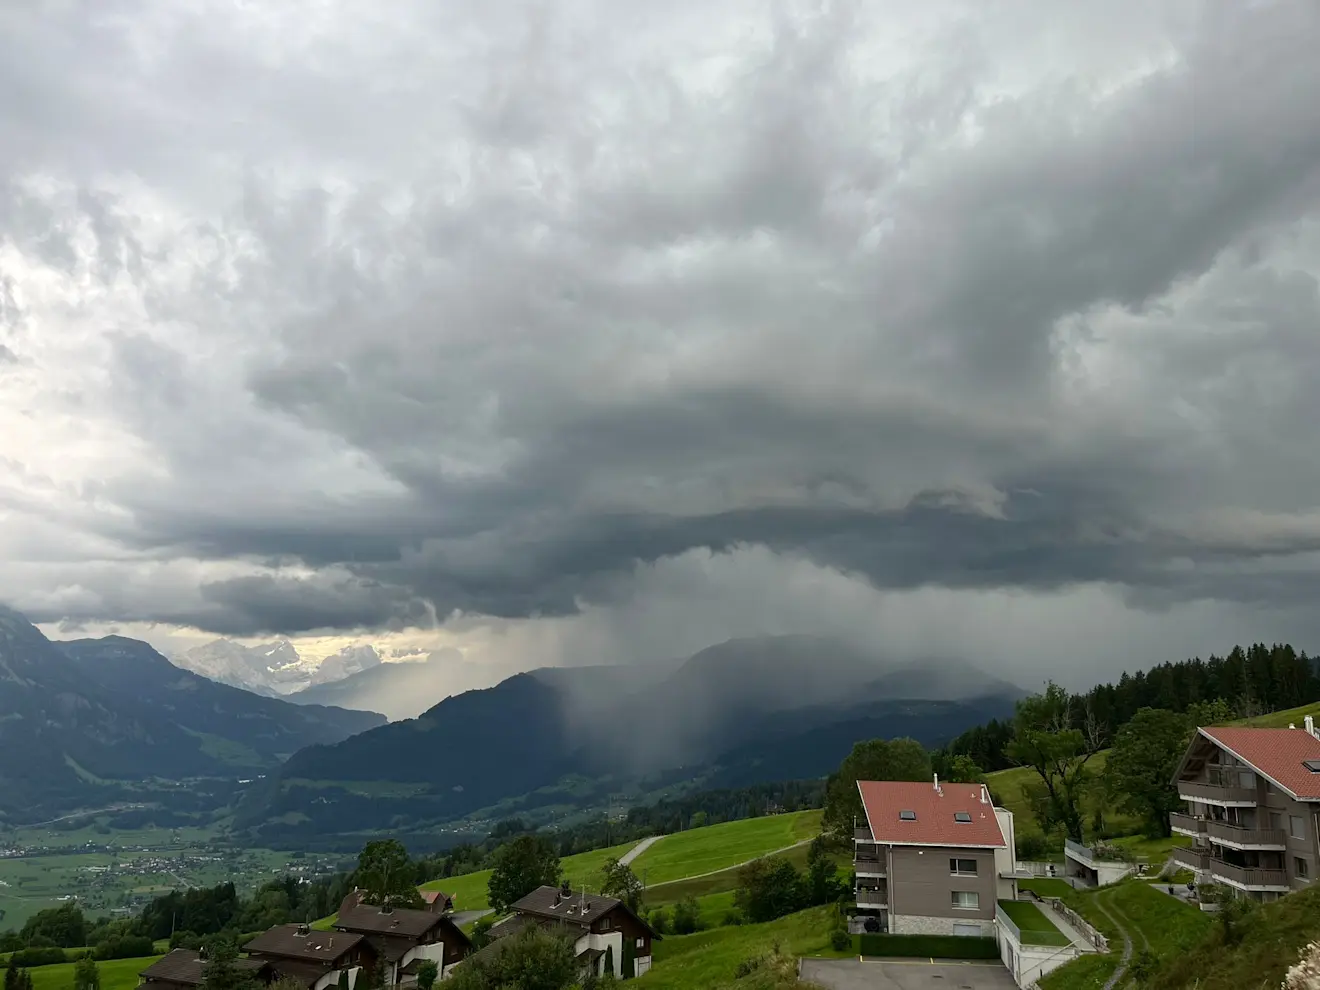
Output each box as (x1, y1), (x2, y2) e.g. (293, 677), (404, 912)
(854, 777), (1018, 937)
(1170, 718), (1320, 901)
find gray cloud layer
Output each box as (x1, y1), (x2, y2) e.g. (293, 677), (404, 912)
(3, 0), (1320, 677)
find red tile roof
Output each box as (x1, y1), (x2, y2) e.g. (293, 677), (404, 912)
(857, 780), (1006, 848)
(1200, 726), (1320, 801)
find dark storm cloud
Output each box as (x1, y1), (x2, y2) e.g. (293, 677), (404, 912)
(3, 0), (1320, 646)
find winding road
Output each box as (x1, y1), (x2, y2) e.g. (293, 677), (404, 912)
(619, 835), (663, 866)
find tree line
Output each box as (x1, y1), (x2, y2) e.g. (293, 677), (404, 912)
(936, 643), (1317, 774)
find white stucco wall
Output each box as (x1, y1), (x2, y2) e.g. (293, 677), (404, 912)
(574, 931), (624, 978)
(996, 920), (1079, 987)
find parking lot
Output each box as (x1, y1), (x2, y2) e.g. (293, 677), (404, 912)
(799, 958), (1018, 990)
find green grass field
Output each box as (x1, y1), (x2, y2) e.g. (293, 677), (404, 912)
(418, 840), (639, 913)
(631, 810), (821, 886)
(1237, 698), (1320, 728)
(635, 905), (849, 989)
(1039, 953), (1120, 990)
(28, 955), (163, 990)
(997, 899), (1070, 946)
(1017, 878), (1074, 899)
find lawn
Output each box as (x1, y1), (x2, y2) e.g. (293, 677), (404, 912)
(29, 956), (162, 990)
(1236, 699), (1320, 728)
(631, 810), (821, 887)
(635, 905), (849, 989)
(997, 899), (1070, 946)
(1017, 877), (1074, 899)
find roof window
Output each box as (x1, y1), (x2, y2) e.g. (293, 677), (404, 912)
(899, 810), (917, 821)
(954, 812), (973, 823)
(1304, 759), (1320, 773)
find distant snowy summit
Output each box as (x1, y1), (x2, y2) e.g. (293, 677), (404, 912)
(172, 638), (381, 696)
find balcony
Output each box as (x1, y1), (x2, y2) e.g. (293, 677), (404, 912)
(1208, 860), (1290, 891)
(1206, 821), (1287, 850)
(855, 827), (874, 843)
(855, 888), (888, 908)
(1169, 812), (1207, 837)
(1171, 846), (1209, 871)
(1177, 780), (1257, 806)
(853, 853), (885, 876)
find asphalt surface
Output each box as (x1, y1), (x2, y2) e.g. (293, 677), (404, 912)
(799, 959), (1017, 990)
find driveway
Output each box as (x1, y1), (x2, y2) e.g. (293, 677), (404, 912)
(799, 959), (1017, 990)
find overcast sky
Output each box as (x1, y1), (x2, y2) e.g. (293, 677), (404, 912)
(3, 0), (1320, 691)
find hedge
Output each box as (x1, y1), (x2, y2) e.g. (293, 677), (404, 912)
(856, 934), (1000, 959)
(6, 948), (71, 967)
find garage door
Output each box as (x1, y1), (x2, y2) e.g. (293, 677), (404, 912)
(953, 923), (983, 937)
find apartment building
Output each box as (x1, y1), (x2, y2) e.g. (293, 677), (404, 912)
(854, 777), (1018, 937)
(1169, 717), (1320, 901)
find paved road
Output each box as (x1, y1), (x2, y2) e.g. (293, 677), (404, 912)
(620, 835), (663, 866)
(800, 959), (1016, 990)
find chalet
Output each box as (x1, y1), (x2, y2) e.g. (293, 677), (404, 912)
(139, 949), (272, 990)
(476, 882), (660, 979)
(1169, 718), (1320, 899)
(419, 891), (454, 914)
(244, 924), (372, 990)
(333, 892), (472, 983)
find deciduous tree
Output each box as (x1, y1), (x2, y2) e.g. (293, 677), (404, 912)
(73, 957), (100, 990)
(598, 858), (643, 912)
(486, 836), (561, 914)
(1007, 683), (1105, 842)
(1103, 707), (1194, 838)
(356, 839), (423, 910)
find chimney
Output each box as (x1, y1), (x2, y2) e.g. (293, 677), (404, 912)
(933, 772), (940, 794)
(980, 784), (989, 805)
(1306, 715), (1317, 740)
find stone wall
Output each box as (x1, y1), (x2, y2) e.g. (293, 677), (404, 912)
(890, 914), (993, 938)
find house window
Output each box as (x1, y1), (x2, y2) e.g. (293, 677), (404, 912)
(1296, 857), (1310, 878)
(951, 891), (980, 911)
(1238, 770), (1255, 789)
(1291, 816), (1307, 840)
(949, 858), (977, 875)
(635, 938), (644, 949)
(900, 810), (917, 821)
(952, 923), (982, 937)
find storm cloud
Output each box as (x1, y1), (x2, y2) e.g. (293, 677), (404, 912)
(3, 0), (1320, 684)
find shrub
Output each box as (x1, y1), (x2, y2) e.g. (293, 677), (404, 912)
(94, 935), (155, 960)
(733, 955), (764, 979)
(1016, 834), (1048, 861)
(721, 910), (744, 927)
(7, 948), (68, 967)
(671, 897), (701, 935)
(830, 928), (851, 951)
(856, 934), (999, 959)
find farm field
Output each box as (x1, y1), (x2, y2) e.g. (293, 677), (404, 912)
(629, 810), (821, 886)
(635, 905), (850, 989)
(28, 955), (164, 990)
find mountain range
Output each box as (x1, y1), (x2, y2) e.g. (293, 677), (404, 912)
(0, 605), (385, 820)
(237, 635), (1024, 842)
(173, 638), (383, 697)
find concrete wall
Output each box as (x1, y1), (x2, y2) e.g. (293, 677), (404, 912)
(888, 845), (997, 922)
(996, 923), (1078, 988)
(576, 931), (624, 978)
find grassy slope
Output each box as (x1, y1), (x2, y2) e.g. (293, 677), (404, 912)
(630, 811), (821, 886)
(1150, 883), (1320, 990)
(998, 899), (1070, 946)
(635, 905), (848, 990)
(417, 840), (639, 913)
(29, 956), (163, 990)
(1039, 879), (1212, 990)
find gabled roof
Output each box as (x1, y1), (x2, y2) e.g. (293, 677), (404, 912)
(857, 780), (1007, 848)
(244, 925), (365, 963)
(420, 891), (453, 911)
(1196, 726), (1320, 801)
(335, 901), (448, 939)
(140, 950), (268, 986)
(511, 886), (661, 940)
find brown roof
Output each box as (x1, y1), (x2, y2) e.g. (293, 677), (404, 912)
(335, 903), (447, 939)
(266, 961), (337, 988)
(140, 950), (268, 986)
(245, 925), (365, 963)
(420, 891), (453, 910)
(510, 886), (660, 940)
(364, 935), (414, 964)
(1199, 726), (1320, 801)
(857, 780), (1007, 849)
